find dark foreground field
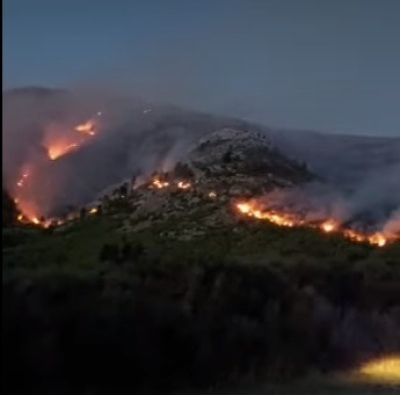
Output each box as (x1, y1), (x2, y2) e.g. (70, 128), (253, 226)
(180, 377), (399, 395)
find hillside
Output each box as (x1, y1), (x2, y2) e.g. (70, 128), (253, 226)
(266, 128), (400, 186)
(3, 154), (400, 394)
(4, 87), (400, 216)
(2, 88), (400, 394)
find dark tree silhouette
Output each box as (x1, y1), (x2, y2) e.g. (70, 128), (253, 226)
(2, 189), (19, 227)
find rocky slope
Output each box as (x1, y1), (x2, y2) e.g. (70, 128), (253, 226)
(96, 127), (314, 241)
(4, 87), (399, 217)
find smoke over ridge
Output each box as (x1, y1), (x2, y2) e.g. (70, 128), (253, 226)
(2, 86), (400, 233)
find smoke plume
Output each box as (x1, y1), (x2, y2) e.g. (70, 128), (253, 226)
(2, 85), (400, 228)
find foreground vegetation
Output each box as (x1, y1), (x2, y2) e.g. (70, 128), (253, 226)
(181, 375), (399, 395)
(2, 190), (400, 394)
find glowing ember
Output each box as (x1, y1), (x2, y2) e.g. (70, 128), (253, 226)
(369, 233), (387, 247)
(177, 181), (191, 189)
(16, 172), (29, 188)
(344, 229), (365, 243)
(358, 355), (400, 383)
(89, 207), (98, 214)
(74, 120), (96, 135)
(321, 220), (337, 233)
(237, 202), (252, 214)
(48, 143), (78, 160)
(152, 178), (170, 189)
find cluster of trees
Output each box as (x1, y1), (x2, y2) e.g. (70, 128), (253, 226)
(2, 189), (19, 227)
(99, 239), (144, 263)
(3, 236), (400, 394)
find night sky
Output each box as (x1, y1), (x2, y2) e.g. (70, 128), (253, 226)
(3, 0), (400, 136)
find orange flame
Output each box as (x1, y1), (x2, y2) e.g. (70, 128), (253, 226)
(177, 181), (191, 189)
(44, 116), (99, 161)
(9, 143), (400, 248)
(74, 120), (96, 135)
(48, 142), (78, 160)
(151, 178), (170, 189)
(368, 233), (387, 247)
(89, 207), (98, 214)
(148, 176), (194, 191)
(321, 220), (338, 233)
(236, 201), (296, 227)
(235, 200), (393, 247)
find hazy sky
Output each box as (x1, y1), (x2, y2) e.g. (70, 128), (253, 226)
(3, 0), (400, 136)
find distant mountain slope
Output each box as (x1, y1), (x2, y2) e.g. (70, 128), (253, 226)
(3, 86), (399, 215)
(266, 128), (400, 186)
(3, 86), (66, 98)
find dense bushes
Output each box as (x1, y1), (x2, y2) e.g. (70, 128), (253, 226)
(3, 248), (400, 394)
(2, 206), (400, 394)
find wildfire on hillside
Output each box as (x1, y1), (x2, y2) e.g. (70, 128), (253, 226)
(234, 199), (398, 247)
(9, 147), (400, 249)
(12, 113), (102, 223)
(42, 114), (99, 162)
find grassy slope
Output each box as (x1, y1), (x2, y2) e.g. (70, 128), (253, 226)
(5, 205), (399, 274)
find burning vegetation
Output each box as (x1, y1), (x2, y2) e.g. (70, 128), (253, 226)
(234, 199), (397, 247)
(5, 110), (399, 249)
(10, 113), (101, 224)
(10, 162), (399, 249)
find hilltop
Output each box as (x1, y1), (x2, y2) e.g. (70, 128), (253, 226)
(3, 86), (399, 213)
(87, 127), (313, 239)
